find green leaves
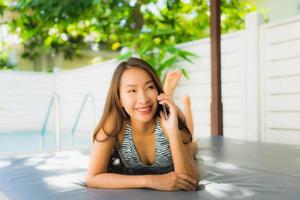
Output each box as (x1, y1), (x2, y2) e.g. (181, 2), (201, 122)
(221, 0), (256, 33)
(0, 0), (6, 16)
(118, 38), (197, 80)
(3, 0), (257, 72)
(0, 52), (16, 70)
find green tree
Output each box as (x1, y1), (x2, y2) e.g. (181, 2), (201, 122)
(0, 0), (5, 16)
(117, 0), (256, 78)
(8, 0), (99, 65)
(5, 0), (256, 74)
(0, 52), (16, 70)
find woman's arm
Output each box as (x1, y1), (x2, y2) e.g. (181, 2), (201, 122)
(86, 121), (197, 190)
(87, 172), (147, 189)
(167, 129), (200, 182)
(86, 129), (148, 188)
(158, 94), (200, 183)
(87, 171), (197, 191)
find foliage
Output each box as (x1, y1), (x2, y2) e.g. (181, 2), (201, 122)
(0, 0), (5, 16)
(117, 0), (256, 78)
(221, 0), (256, 32)
(7, 0), (99, 61)
(0, 52), (16, 70)
(4, 0), (256, 74)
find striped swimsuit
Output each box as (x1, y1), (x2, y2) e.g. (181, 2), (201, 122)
(117, 118), (174, 174)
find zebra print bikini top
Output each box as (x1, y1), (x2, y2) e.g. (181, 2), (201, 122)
(117, 118), (174, 174)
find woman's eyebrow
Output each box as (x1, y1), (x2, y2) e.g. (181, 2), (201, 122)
(124, 84), (137, 88)
(144, 80), (154, 85)
(124, 80), (153, 88)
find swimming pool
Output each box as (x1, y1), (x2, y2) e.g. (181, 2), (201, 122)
(0, 131), (92, 156)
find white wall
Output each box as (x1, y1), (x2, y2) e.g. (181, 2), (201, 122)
(260, 16), (300, 144)
(0, 71), (55, 132)
(173, 31), (247, 140)
(56, 59), (118, 135)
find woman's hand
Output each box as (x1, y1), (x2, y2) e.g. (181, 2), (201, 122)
(147, 172), (198, 191)
(158, 93), (179, 138)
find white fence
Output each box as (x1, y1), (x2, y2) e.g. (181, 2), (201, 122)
(1, 13), (300, 144)
(260, 16), (300, 144)
(0, 71), (55, 131)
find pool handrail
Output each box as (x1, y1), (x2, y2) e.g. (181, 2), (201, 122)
(40, 93), (61, 152)
(70, 93), (95, 147)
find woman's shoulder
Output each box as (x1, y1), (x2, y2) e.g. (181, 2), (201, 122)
(103, 112), (117, 132)
(95, 112), (123, 141)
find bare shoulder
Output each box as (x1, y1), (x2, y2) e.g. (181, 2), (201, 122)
(88, 113), (118, 178)
(94, 111), (126, 147)
(94, 112), (117, 141)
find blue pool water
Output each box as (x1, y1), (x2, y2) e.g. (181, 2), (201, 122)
(0, 131), (92, 155)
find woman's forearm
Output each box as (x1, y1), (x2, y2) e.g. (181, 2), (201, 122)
(168, 130), (200, 181)
(87, 173), (150, 189)
(87, 173), (197, 191)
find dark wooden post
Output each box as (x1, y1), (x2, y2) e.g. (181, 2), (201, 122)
(210, 0), (223, 136)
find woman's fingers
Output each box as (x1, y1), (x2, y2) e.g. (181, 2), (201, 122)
(158, 94), (173, 104)
(174, 183), (189, 191)
(150, 172), (197, 191)
(175, 182), (194, 191)
(171, 172), (197, 191)
(176, 173), (198, 185)
(158, 99), (176, 114)
(157, 93), (176, 112)
(157, 93), (168, 100)
(176, 177), (196, 191)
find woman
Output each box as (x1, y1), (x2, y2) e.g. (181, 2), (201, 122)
(86, 58), (199, 191)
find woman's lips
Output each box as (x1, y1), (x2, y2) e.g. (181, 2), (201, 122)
(136, 106), (152, 115)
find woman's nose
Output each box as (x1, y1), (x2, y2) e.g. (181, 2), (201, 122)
(137, 91), (150, 103)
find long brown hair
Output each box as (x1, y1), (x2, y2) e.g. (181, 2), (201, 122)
(92, 57), (192, 144)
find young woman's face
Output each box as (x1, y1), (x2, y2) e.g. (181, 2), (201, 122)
(119, 67), (159, 123)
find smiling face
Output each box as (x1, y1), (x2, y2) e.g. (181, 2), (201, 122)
(119, 67), (159, 124)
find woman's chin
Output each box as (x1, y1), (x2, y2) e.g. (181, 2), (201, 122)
(135, 113), (155, 123)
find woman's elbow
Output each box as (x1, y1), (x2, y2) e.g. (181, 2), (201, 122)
(86, 176), (94, 188)
(86, 174), (102, 188)
(86, 173), (108, 188)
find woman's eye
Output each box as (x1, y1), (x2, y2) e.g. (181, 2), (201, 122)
(128, 90), (136, 93)
(147, 85), (155, 90)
